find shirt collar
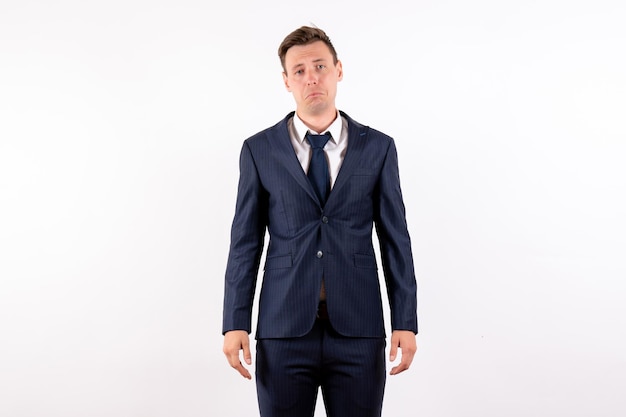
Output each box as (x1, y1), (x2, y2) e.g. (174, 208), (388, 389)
(293, 111), (343, 145)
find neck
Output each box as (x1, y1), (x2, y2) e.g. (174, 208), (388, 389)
(297, 108), (338, 133)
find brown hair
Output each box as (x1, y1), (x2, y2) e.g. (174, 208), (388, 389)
(278, 26), (338, 72)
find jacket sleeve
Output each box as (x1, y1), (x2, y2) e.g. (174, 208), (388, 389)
(222, 140), (268, 334)
(374, 138), (418, 333)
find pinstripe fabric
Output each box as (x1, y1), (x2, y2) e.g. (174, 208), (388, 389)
(223, 111), (417, 339)
(256, 320), (386, 417)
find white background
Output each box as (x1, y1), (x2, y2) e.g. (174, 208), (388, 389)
(1, 1), (625, 416)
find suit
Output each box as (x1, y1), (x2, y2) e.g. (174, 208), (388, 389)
(222, 110), (417, 338)
(222, 111), (417, 416)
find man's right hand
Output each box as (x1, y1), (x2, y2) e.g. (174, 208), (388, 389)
(223, 330), (252, 379)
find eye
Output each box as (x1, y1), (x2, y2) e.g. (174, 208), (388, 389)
(295, 69), (304, 75)
(317, 64), (326, 70)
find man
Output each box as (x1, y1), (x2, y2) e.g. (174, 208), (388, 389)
(222, 26), (418, 417)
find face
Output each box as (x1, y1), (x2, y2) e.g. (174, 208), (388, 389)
(282, 41), (343, 118)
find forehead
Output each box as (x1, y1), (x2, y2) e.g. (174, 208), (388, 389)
(284, 41), (333, 67)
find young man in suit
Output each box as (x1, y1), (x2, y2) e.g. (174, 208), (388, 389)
(222, 26), (418, 417)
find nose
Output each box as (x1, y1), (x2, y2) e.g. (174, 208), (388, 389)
(306, 72), (318, 85)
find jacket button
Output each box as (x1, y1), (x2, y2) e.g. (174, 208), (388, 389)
(322, 216), (329, 224)
(316, 250), (323, 258)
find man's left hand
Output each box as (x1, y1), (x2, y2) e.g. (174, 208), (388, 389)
(389, 330), (417, 375)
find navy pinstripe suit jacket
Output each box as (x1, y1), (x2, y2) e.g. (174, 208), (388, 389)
(223, 111), (417, 339)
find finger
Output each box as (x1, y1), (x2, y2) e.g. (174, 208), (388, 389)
(242, 340), (252, 365)
(226, 351), (252, 379)
(390, 363), (407, 375)
(389, 334), (399, 362)
(390, 349), (415, 376)
(233, 361), (252, 379)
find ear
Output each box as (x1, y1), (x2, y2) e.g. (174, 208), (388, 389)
(336, 60), (343, 81)
(282, 72), (291, 92)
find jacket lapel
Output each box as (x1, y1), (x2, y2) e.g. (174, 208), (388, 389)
(270, 113), (320, 204)
(325, 112), (369, 207)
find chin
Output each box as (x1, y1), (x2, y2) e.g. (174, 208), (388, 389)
(305, 101), (328, 114)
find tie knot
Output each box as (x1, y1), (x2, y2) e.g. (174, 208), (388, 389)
(306, 132), (331, 149)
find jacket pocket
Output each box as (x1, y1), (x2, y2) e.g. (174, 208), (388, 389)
(264, 254), (293, 270)
(353, 253), (377, 269)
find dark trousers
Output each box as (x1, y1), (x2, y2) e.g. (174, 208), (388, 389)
(255, 318), (386, 417)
